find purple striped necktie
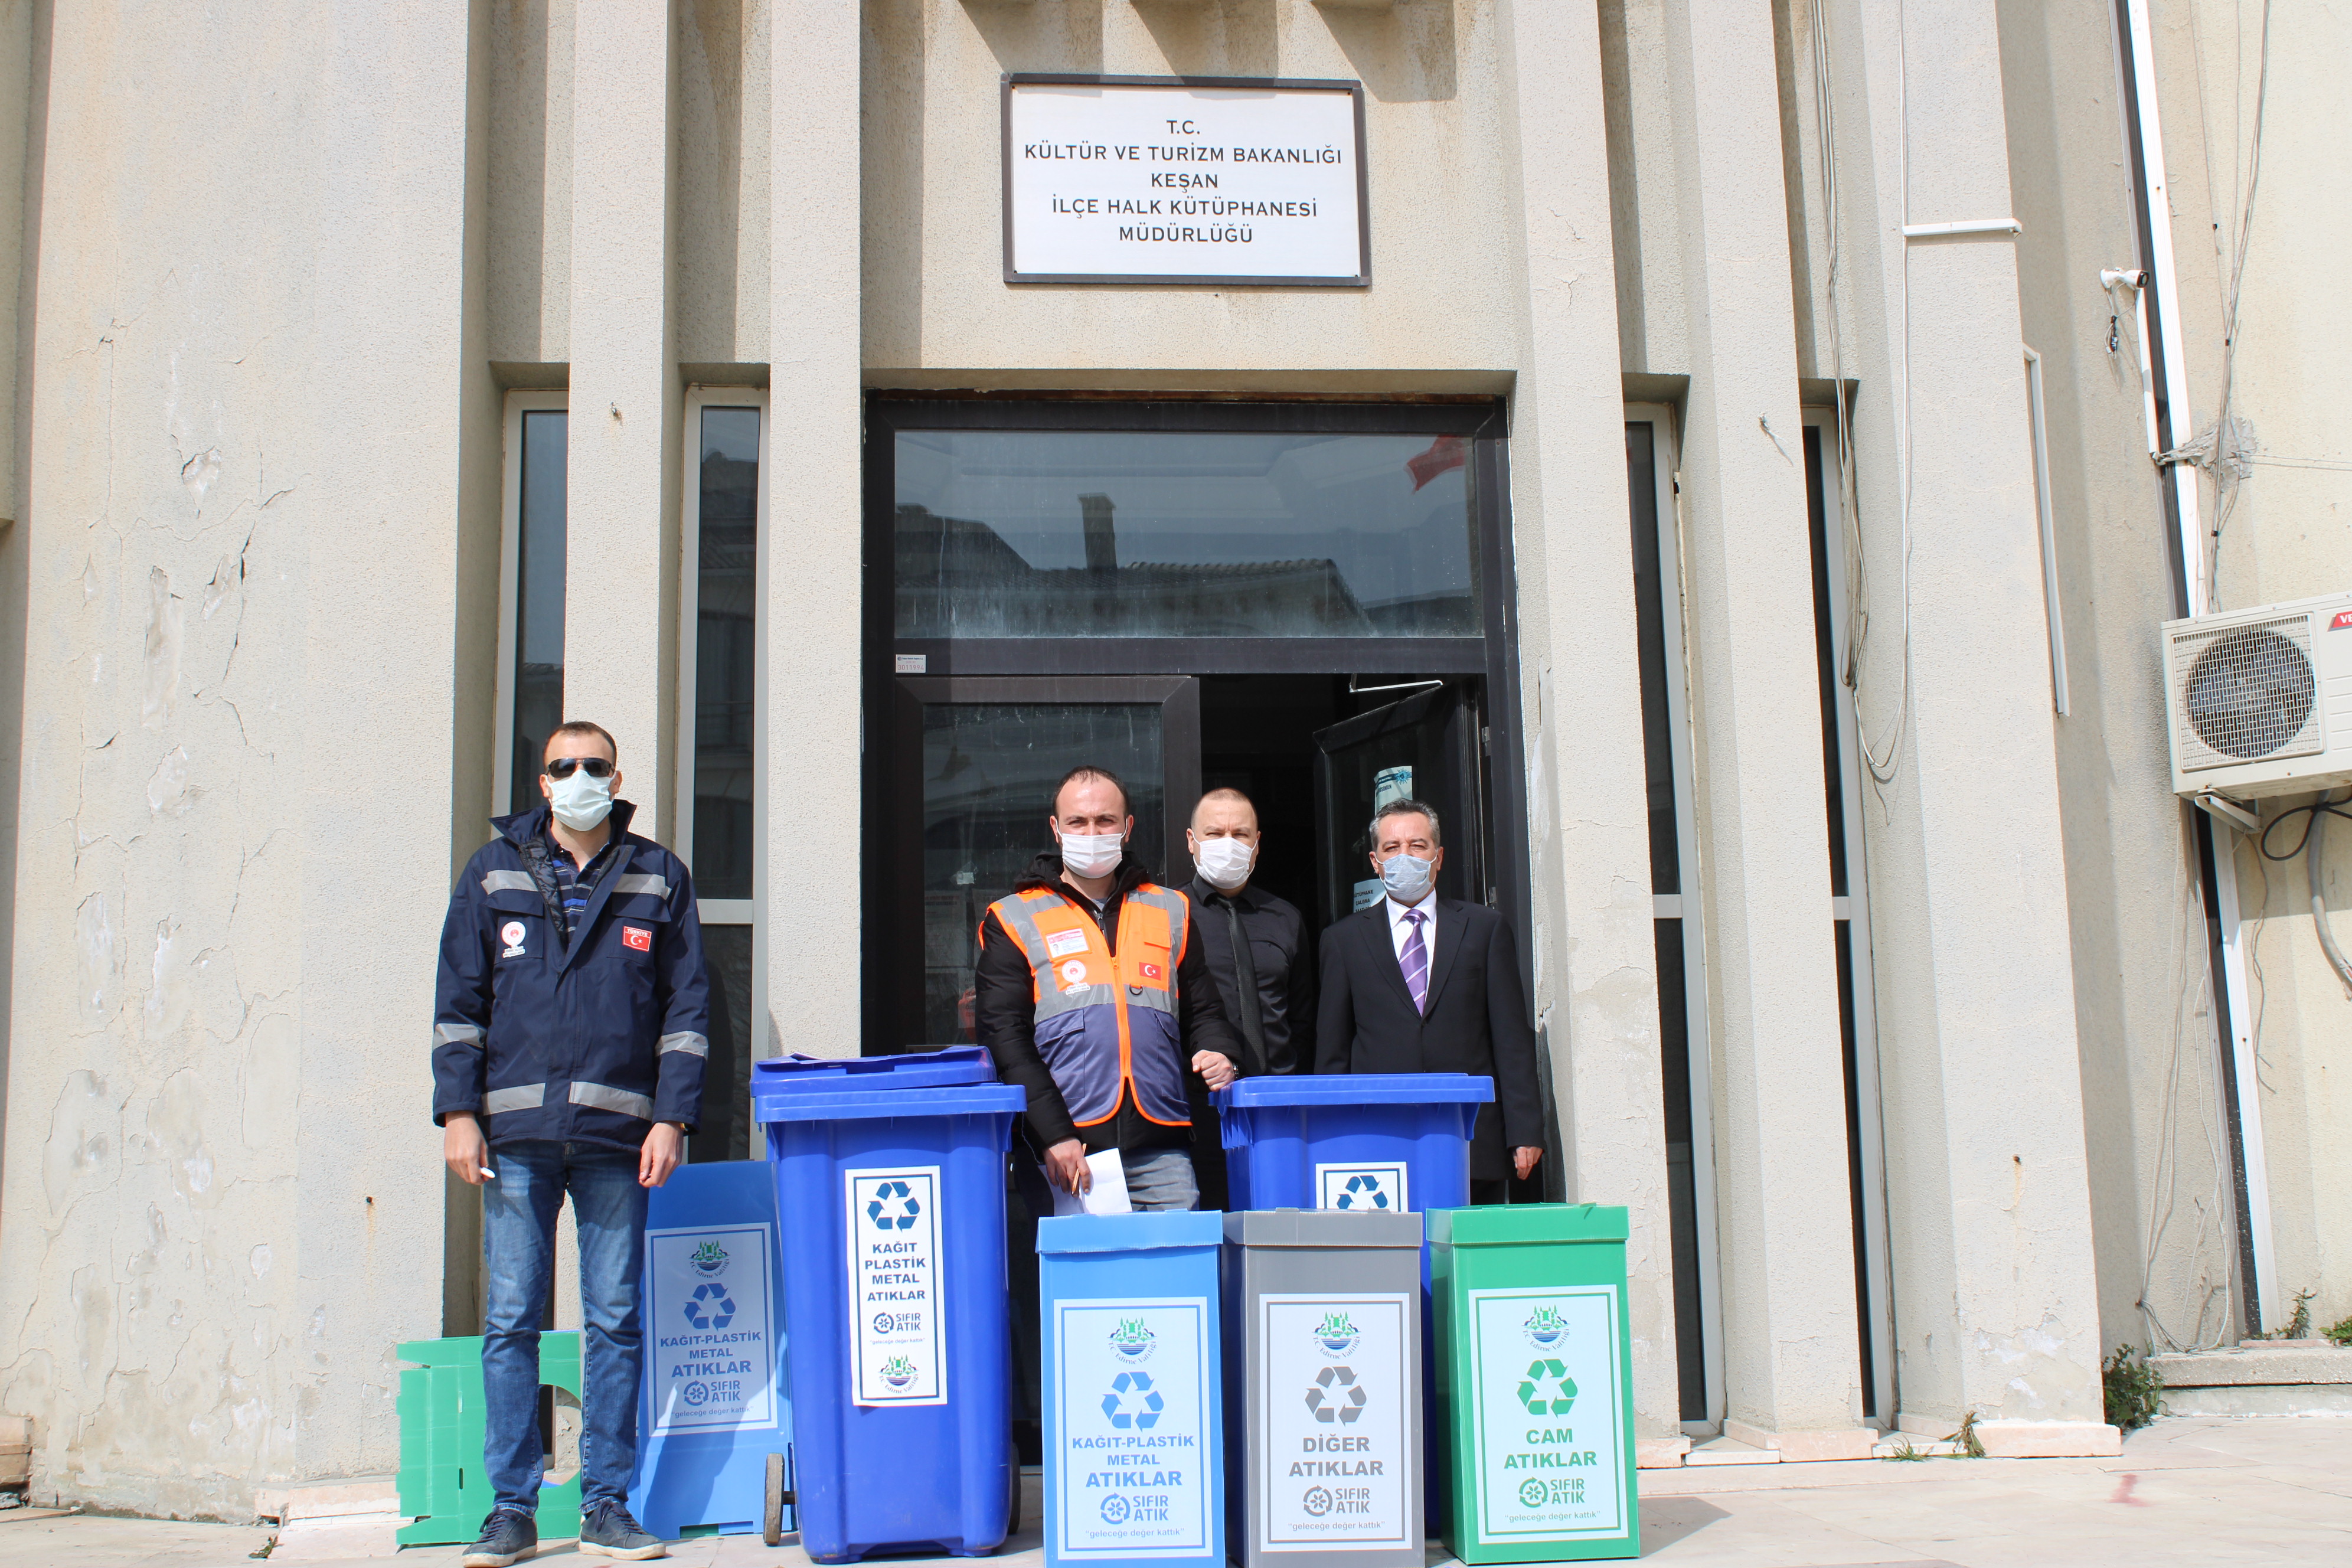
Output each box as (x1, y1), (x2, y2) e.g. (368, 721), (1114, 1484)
(1400, 908), (1430, 1015)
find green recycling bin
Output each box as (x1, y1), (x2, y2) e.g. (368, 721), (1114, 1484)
(1429, 1204), (1638, 1563)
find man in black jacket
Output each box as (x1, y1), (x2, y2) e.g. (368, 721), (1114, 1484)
(1316, 797), (1543, 1203)
(975, 766), (1244, 1210)
(1182, 786), (1311, 1208)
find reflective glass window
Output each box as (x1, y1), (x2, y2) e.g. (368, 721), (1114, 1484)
(511, 410), (567, 812)
(694, 408), (761, 899)
(917, 703), (1165, 1044)
(894, 430), (1480, 638)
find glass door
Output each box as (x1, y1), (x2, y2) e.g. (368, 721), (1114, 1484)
(1309, 682), (1487, 931)
(878, 676), (1201, 1054)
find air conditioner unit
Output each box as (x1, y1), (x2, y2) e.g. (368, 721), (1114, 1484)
(2162, 591), (2352, 807)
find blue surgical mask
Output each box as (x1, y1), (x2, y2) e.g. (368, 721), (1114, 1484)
(1380, 852), (1435, 904)
(547, 768), (615, 831)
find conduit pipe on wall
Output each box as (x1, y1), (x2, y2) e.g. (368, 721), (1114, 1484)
(2116, 0), (2278, 1329)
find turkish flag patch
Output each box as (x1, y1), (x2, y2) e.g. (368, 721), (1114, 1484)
(622, 925), (652, 952)
(1138, 961), (1163, 981)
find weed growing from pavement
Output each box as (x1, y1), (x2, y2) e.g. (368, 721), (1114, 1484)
(2103, 1345), (2164, 1432)
(2325, 1314), (2352, 1348)
(1945, 1409), (1987, 1458)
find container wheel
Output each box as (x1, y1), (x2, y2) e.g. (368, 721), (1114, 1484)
(763, 1451), (788, 1547)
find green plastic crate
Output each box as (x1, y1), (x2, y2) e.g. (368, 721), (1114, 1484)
(396, 1333), (584, 1546)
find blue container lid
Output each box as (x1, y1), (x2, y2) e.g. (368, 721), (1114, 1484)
(1213, 1072), (1494, 1108)
(755, 1082), (1025, 1125)
(750, 1045), (997, 1095)
(1036, 1211), (1226, 1255)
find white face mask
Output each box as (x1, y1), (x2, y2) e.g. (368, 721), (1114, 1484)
(1194, 837), (1255, 891)
(1057, 828), (1125, 880)
(547, 767), (616, 831)
(1379, 851), (1435, 904)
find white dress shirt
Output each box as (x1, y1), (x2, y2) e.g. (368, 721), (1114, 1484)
(1385, 891), (1438, 962)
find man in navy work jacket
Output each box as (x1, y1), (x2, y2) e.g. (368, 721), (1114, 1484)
(433, 720), (710, 1566)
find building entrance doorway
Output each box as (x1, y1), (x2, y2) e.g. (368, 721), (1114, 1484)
(880, 672), (1496, 1057)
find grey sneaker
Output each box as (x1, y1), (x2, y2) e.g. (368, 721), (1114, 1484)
(579, 1501), (667, 1560)
(461, 1509), (537, 1568)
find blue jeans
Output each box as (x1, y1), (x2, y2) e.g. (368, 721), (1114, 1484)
(1122, 1148), (1198, 1211)
(481, 1141), (648, 1513)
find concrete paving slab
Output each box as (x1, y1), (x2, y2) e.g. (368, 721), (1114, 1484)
(0, 1415), (2345, 1568)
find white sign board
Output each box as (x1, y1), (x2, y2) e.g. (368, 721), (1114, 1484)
(1314, 1161), (1410, 1214)
(646, 1224), (777, 1434)
(1464, 1287), (1628, 1543)
(1256, 1293), (1413, 1552)
(845, 1165), (948, 1406)
(1004, 76), (1368, 286)
(1053, 1297), (1214, 1560)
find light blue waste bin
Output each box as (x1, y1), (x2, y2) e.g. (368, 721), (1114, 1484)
(1037, 1212), (1226, 1568)
(757, 1051), (1023, 1562)
(629, 1159), (790, 1541)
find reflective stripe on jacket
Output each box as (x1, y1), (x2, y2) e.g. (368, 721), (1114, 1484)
(432, 801), (711, 1151)
(985, 882), (1193, 1128)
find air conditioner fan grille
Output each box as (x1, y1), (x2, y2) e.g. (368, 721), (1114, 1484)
(2184, 624), (2316, 760)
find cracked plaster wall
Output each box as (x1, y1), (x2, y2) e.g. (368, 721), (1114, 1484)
(1, 1), (476, 1517)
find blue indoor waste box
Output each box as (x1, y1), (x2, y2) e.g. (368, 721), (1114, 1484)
(1214, 1073), (1494, 1216)
(1037, 1212), (1226, 1568)
(757, 1058), (1024, 1563)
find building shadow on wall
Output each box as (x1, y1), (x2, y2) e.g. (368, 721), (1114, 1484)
(962, 0), (1108, 74)
(1131, 0), (1278, 78)
(1319, 0), (1453, 103)
(865, 0), (929, 365)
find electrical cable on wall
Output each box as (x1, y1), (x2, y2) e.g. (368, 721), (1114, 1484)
(2182, 0), (2273, 612)
(2256, 789), (2352, 999)
(1808, 0), (1918, 798)
(2140, 846), (2237, 1354)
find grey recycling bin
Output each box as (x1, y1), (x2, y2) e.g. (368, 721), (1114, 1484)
(1223, 1210), (1425, 1568)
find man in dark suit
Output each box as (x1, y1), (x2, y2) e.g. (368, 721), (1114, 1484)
(1315, 798), (1543, 1203)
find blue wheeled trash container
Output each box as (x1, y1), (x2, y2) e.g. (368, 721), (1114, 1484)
(1037, 1211), (1226, 1568)
(756, 1050), (1025, 1562)
(1214, 1073), (1492, 1217)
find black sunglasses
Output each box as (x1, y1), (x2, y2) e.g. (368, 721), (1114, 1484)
(544, 756), (616, 780)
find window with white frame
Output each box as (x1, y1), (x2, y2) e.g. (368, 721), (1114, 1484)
(679, 390), (767, 1162)
(492, 387), (768, 1164)
(495, 392), (570, 816)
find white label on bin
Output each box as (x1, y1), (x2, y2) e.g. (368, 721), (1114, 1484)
(1465, 1286), (1626, 1541)
(1053, 1296), (1212, 1559)
(1314, 1162), (1410, 1214)
(645, 1224), (777, 1433)
(1257, 1292), (1412, 1551)
(845, 1165), (947, 1406)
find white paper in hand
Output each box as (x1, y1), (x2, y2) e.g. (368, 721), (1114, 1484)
(1049, 1149), (1132, 1216)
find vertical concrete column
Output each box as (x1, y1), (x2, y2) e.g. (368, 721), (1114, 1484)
(1835, 0), (2111, 1451)
(566, 0), (681, 831)
(1493, 0), (1681, 1437)
(299, 0), (481, 1480)
(1660, 0), (1864, 1441)
(762, 0), (860, 1058)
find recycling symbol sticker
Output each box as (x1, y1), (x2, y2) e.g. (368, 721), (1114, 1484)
(1515, 1358), (1577, 1415)
(683, 1282), (737, 1329)
(866, 1180), (921, 1230)
(1102, 1370), (1164, 1430)
(1305, 1364), (1367, 1425)
(1335, 1174), (1391, 1210)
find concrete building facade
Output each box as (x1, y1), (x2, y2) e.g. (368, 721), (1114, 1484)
(0, 0), (2340, 1518)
